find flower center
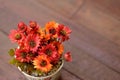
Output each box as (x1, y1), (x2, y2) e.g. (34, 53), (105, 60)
(40, 60), (47, 67)
(60, 30), (66, 36)
(29, 40), (36, 48)
(30, 22), (37, 28)
(21, 52), (27, 58)
(20, 26), (25, 30)
(49, 28), (56, 35)
(15, 34), (22, 40)
(45, 49), (52, 56)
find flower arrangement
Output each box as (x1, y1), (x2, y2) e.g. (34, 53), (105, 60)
(8, 21), (72, 77)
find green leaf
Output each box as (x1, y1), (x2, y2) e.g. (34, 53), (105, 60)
(9, 58), (18, 65)
(35, 69), (43, 76)
(8, 49), (15, 57)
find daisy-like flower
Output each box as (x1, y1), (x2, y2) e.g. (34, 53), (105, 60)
(29, 21), (37, 29)
(27, 21), (39, 34)
(33, 54), (52, 73)
(40, 44), (60, 63)
(25, 34), (40, 52)
(15, 49), (31, 62)
(9, 29), (25, 43)
(38, 28), (45, 39)
(40, 44), (56, 56)
(45, 21), (58, 35)
(18, 22), (27, 32)
(57, 24), (71, 42)
(54, 42), (64, 55)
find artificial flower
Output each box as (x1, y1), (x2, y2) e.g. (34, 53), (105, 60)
(45, 21), (58, 35)
(33, 54), (52, 73)
(9, 30), (25, 43)
(54, 42), (64, 55)
(29, 21), (37, 29)
(57, 24), (71, 42)
(27, 21), (39, 34)
(25, 34), (40, 52)
(8, 21), (72, 76)
(15, 49), (31, 62)
(64, 52), (72, 62)
(18, 22), (27, 32)
(39, 44), (60, 63)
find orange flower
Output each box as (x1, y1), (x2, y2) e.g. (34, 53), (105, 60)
(45, 21), (58, 35)
(54, 42), (64, 55)
(38, 28), (45, 38)
(33, 54), (52, 73)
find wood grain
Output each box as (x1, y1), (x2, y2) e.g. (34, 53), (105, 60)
(89, 0), (120, 20)
(34, 0), (83, 18)
(71, 0), (120, 47)
(0, 0), (120, 80)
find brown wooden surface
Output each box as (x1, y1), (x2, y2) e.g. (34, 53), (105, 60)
(0, 0), (120, 80)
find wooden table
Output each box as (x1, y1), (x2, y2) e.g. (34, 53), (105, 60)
(0, 0), (120, 80)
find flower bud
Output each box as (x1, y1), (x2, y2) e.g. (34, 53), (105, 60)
(64, 52), (72, 62)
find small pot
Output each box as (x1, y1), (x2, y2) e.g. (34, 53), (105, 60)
(18, 61), (64, 80)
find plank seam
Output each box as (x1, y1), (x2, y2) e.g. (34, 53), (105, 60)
(63, 67), (84, 80)
(69, 0), (86, 19)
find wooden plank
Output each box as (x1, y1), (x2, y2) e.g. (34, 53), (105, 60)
(89, 0), (120, 20)
(63, 42), (120, 80)
(0, 0), (120, 80)
(68, 22), (120, 72)
(60, 69), (81, 80)
(34, 0), (83, 18)
(71, 0), (120, 46)
(0, 32), (26, 80)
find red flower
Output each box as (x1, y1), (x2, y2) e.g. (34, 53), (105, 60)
(25, 21), (40, 35)
(9, 30), (25, 43)
(40, 44), (60, 63)
(64, 52), (72, 62)
(29, 21), (37, 29)
(49, 51), (60, 64)
(18, 22), (27, 32)
(8, 21), (72, 74)
(57, 24), (71, 42)
(15, 49), (31, 62)
(25, 34), (40, 52)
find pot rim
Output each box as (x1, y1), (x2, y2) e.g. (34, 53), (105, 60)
(18, 60), (64, 79)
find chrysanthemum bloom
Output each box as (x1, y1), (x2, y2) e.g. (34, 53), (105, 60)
(57, 24), (72, 42)
(9, 30), (25, 43)
(18, 22), (27, 32)
(25, 34), (40, 52)
(33, 54), (52, 73)
(45, 21), (58, 35)
(40, 44), (60, 63)
(64, 52), (72, 62)
(15, 49), (31, 62)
